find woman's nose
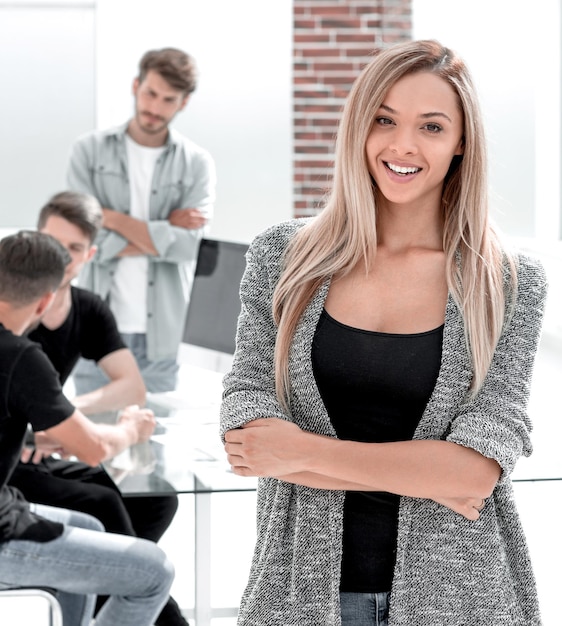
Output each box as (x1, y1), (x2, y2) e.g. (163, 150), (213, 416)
(389, 128), (418, 155)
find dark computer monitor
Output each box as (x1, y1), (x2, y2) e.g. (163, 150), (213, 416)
(182, 238), (249, 355)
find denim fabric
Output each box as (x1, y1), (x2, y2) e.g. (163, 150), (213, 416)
(0, 503), (174, 626)
(73, 332), (179, 393)
(340, 592), (390, 626)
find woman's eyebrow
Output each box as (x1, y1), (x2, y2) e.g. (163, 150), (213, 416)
(420, 111), (453, 123)
(379, 104), (396, 114)
(379, 104), (452, 123)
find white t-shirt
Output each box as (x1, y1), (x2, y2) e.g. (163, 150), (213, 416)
(109, 135), (165, 333)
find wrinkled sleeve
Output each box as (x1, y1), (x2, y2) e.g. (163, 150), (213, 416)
(447, 255), (548, 483)
(220, 229), (291, 440)
(149, 150), (216, 264)
(66, 137), (94, 196)
(148, 222), (203, 264)
(66, 137), (128, 262)
(90, 228), (128, 264)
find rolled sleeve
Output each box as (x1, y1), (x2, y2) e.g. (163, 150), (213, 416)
(446, 255), (548, 481)
(220, 229), (292, 441)
(149, 139), (215, 263)
(93, 229), (128, 263)
(148, 220), (202, 263)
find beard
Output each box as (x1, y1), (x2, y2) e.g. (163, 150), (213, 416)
(136, 111), (169, 135)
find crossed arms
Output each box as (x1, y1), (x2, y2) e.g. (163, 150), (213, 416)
(225, 417), (500, 521)
(103, 207), (207, 257)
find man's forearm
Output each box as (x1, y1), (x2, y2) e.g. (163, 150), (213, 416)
(117, 243), (146, 257)
(87, 420), (141, 463)
(75, 351), (147, 415)
(102, 209), (158, 255)
(73, 380), (146, 416)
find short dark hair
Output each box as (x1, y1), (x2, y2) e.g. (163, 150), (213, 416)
(0, 231), (70, 307)
(138, 47), (197, 94)
(37, 191), (102, 244)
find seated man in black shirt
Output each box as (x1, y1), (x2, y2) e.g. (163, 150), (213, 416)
(8, 191), (188, 626)
(31, 191), (146, 413)
(0, 230), (173, 626)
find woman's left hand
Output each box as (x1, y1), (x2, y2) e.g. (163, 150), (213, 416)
(224, 418), (311, 477)
(432, 495), (488, 521)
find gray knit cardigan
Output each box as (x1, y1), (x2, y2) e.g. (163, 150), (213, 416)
(220, 219), (548, 626)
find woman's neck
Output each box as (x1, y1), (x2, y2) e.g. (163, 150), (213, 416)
(375, 201), (444, 253)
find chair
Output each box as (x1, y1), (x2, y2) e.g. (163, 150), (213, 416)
(183, 237), (249, 356)
(0, 588), (63, 626)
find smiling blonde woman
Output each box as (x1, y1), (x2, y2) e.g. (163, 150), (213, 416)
(221, 39), (547, 626)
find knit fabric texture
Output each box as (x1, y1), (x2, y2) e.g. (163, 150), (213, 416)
(220, 219), (548, 626)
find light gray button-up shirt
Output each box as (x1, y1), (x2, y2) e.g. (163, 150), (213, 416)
(67, 122), (216, 361)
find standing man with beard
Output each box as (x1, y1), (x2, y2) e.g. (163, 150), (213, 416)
(67, 47), (216, 394)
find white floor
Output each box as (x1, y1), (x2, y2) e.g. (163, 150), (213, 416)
(159, 491), (257, 626)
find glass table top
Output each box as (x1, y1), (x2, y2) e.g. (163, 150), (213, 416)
(102, 404), (257, 497)
(97, 360), (561, 496)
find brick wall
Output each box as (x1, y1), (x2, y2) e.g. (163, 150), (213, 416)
(293, 0), (412, 217)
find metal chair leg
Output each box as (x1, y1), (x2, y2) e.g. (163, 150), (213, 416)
(0, 588), (63, 626)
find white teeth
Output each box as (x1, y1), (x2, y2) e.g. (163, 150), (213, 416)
(387, 162), (420, 174)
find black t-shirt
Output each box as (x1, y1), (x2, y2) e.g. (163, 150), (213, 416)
(28, 286), (126, 384)
(0, 324), (75, 542)
(312, 309), (443, 593)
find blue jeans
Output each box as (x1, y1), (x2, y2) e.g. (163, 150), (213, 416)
(0, 503), (174, 626)
(73, 332), (179, 393)
(340, 592), (390, 626)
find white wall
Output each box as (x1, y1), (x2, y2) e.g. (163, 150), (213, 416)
(95, 0), (293, 244)
(0, 1), (95, 227)
(0, 0), (293, 244)
(413, 0), (561, 241)
(4, 1), (558, 243)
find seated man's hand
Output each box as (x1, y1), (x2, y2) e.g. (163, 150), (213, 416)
(169, 208), (208, 230)
(117, 405), (156, 444)
(21, 431), (71, 464)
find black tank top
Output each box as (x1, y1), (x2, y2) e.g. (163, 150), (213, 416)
(311, 309), (444, 592)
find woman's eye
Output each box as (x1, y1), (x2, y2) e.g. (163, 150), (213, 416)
(424, 123), (443, 133)
(375, 117), (393, 126)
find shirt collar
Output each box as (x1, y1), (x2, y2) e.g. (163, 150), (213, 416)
(109, 120), (180, 151)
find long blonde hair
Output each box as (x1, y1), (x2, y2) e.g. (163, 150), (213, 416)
(273, 39), (515, 406)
